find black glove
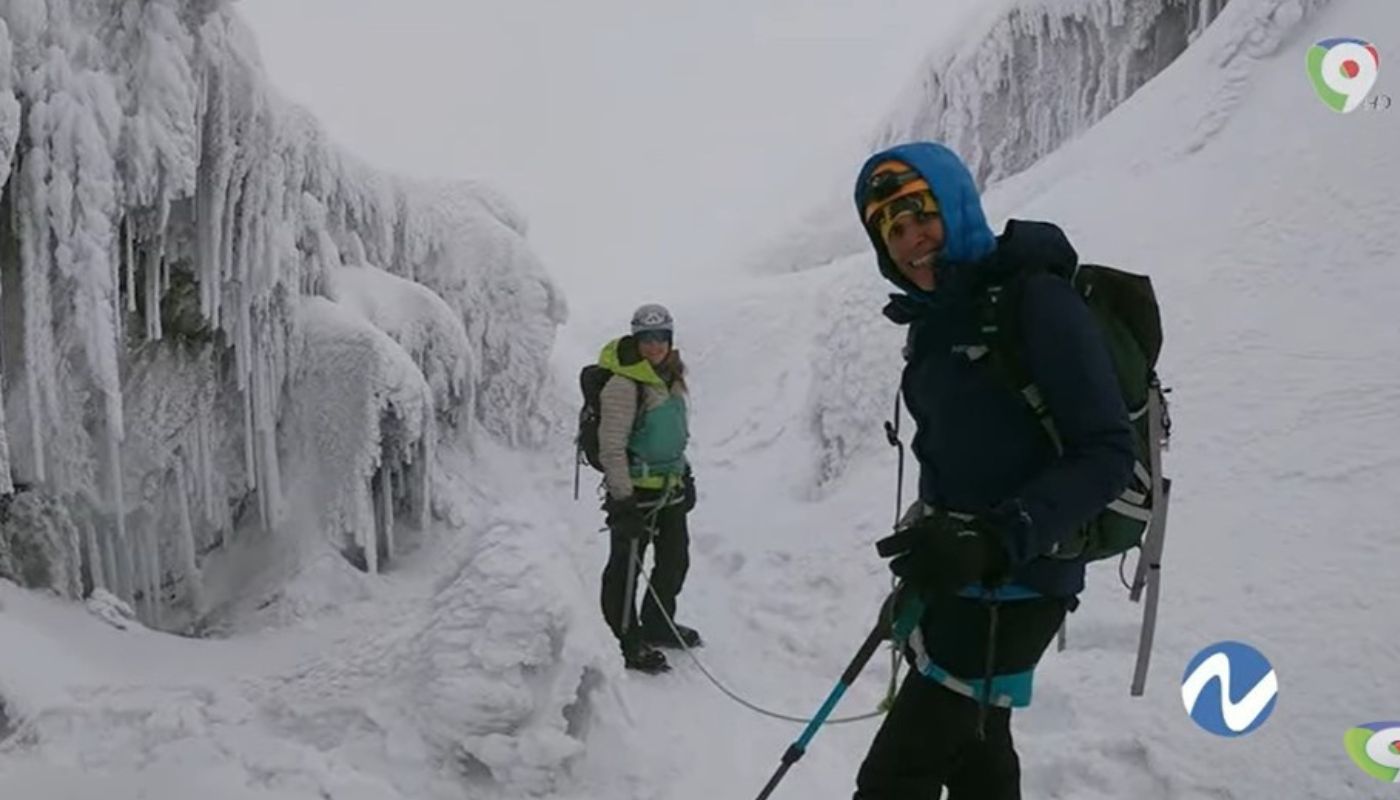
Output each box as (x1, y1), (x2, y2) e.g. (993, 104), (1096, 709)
(875, 512), (1010, 594)
(604, 495), (648, 541)
(681, 471), (697, 513)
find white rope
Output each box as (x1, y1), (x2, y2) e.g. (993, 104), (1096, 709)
(629, 547), (891, 726)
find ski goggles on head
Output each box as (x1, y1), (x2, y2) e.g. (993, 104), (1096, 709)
(862, 162), (935, 225)
(871, 190), (940, 245)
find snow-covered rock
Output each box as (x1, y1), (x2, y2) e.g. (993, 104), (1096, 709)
(0, 0), (565, 630)
(283, 296), (435, 577)
(0, 486), (82, 598)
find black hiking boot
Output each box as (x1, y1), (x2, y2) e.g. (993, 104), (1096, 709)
(641, 622), (703, 650)
(622, 641), (670, 674)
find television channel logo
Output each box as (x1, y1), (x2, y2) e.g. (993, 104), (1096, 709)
(1344, 721), (1400, 783)
(1181, 641), (1279, 737)
(1306, 38), (1381, 113)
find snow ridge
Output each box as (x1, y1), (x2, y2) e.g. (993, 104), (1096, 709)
(750, 0), (1234, 277)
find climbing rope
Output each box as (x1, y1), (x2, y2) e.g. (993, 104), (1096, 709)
(628, 543), (892, 726)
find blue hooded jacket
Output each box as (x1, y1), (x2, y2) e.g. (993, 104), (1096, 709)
(855, 142), (1134, 598)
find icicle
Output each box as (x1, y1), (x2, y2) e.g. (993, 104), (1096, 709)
(62, 502), (81, 598)
(256, 357), (274, 531)
(202, 409), (219, 532)
(124, 214), (136, 312)
(242, 374), (257, 496)
(196, 409), (211, 530)
(82, 514), (103, 593)
(366, 467), (380, 575)
(0, 246), (8, 491)
(108, 417), (131, 604)
(158, 234), (169, 300)
(264, 349), (283, 528)
(196, 104), (223, 329)
(417, 438), (430, 531)
(144, 236), (162, 341)
(236, 293), (256, 503)
(236, 282), (251, 389)
(18, 141), (54, 484)
(242, 337), (282, 534)
(0, 396), (9, 495)
(217, 170), (241, 329)
(146, 514), (162, 629)
(174, 462), (204, 620)
(108, 219), (121, 348)
(100, 519), (121, 602)
(380, 463), (394, 566)
(252, 352), (268, 530)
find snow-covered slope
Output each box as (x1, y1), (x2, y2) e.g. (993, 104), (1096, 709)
(751, 0), (1235, 277)
(0, 0), (565, 630)
(642, 0), (1400, 797)
(563, 0), (1400, 796)
(3, 0), (1399, 798)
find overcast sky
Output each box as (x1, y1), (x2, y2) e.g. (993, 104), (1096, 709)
(235, 1), (967, 311)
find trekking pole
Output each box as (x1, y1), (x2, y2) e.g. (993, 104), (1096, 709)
(753, 588), (919, 800)
(573, 446), (581, 501)
(754, 616), (887, 800)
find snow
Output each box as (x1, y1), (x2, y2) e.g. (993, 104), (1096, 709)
(4, 0), (1400, 798)
(748, 0), (1235, 278)
(0, 0), (563, 626)
(281, 296), (434, 579)
(326, 259), (471, 428)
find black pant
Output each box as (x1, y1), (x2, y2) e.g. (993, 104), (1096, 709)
(600, 493), (690, 646)
(854, 595), (1067, 799)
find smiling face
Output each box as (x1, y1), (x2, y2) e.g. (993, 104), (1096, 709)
(635, 329), (672, 365)
(861, 161), (945, 292)
(883, 208), (945, 291)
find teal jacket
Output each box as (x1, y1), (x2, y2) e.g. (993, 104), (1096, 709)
(596, 336), (689, 499)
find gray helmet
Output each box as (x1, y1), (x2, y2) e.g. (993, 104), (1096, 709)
(630, 303), (674, 335)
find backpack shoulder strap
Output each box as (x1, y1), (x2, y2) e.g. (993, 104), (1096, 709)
(611, 374), (646, 433)
(976, 267), (1064, 454)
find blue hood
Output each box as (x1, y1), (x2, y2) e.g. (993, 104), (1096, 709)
(854, 142), (997, 294)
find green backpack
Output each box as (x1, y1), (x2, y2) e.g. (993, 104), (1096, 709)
(976, 260), (1170, 563)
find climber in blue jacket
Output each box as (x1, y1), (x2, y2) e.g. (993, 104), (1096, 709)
(851, 142), (1134, 799)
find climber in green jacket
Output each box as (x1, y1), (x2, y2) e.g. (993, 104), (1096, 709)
(596, 303), (701, 674)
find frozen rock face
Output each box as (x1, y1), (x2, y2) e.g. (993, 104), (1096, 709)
(752, 0), (1233, 277)
(872, 0), (1234, 187)
(0, 0), (565, 631)
(0, 486), (81, 598)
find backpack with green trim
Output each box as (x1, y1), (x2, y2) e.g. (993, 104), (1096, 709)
(977, 261), (1171, 563)
(576, 365), (644, 473)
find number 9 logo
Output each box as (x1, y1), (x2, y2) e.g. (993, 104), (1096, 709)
(1344, 721), (1400, 783)
(1307, 38), (1381, 113)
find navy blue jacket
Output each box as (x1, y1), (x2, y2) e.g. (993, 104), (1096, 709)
(855, 143), (1134, 598)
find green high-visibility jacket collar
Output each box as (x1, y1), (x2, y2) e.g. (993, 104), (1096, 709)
(598, 337), (666, 387)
